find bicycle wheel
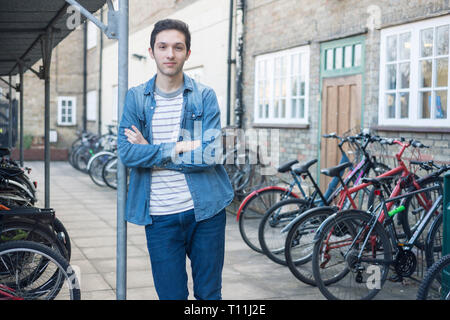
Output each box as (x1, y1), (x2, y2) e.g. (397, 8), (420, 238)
(0, 240), (80, 300)
(102, 156), (118, 189)
(53, 217), (72, 262)
(223, 148), (255, 197)
(401, 176), (443, 247)
(73, 146), (92, 173)
(88, 151), (115, 186)
(0, 220), (68, 260)
(258, 198), (309, 265)
(284, 207), (336, 286)
(238, 188), (296, 253)
(417, 254), (450, 300)
(425, 212), (443, 268)
(312, 210), (392, 300)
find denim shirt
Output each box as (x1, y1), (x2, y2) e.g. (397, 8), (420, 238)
(118, 73), (235, 226)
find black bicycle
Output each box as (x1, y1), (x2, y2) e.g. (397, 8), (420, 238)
(311, 165), (448, 300)
(259, 132), (390, 266)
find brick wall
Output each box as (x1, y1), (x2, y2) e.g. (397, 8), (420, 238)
(242, 0), (450, 182)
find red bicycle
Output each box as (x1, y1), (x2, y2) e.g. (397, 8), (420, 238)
(283, 137), (438, 286)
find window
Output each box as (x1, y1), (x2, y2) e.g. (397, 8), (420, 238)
(379, 16), (449, 127)
(58, 96), (76, 126)
(87, 90), (97, 121)
(254, 46), (310, 125)
(325, 43), (362, 71)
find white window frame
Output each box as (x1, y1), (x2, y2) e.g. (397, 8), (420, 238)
(379, 15), (450, 128)
(57, 96), (77, 126)
(253, 45), (310, 126)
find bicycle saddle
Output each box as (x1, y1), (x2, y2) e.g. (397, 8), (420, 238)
(293, 159), (318, 175)
(361, 176), (396, 187)
(320, 162), (352, 177)
(277, 160), (299, 173)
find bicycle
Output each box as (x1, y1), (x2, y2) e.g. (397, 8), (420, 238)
(237, 132), (360, 254)
(0, 240), (80, 300)
(311, 164), (448, 300)
(260, 132), (390, 266)
(0, 206), (71, 261)
(283, 137), (434, 285)
(417, 254), (450, 300)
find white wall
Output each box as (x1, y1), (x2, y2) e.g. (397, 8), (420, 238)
(101, 0), (232, 133)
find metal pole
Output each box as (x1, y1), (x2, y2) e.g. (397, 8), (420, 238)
(41, 29), (53, 209)
(83, 21), (88, 132)
(443, 173), (450, 298)
(18, 64), (24, 167)
(8, 74), (12, 149)
(98, 8), (104, 136)
(116, 0), (128, 300)
(226, 0), (234, 127)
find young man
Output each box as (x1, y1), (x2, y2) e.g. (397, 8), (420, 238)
(118, 19), (234, 300)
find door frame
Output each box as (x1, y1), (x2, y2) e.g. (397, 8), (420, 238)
(317, 35), (366, 180)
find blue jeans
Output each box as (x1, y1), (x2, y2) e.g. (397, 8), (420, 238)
(144, 208), (226, 300)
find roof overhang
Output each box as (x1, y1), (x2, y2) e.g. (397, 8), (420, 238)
(0, 0), (107, 76)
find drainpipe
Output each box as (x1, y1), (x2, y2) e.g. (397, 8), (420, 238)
(8, 74), (12, 149)
(18, 64), (24, 166)
(98, 8), (103, 136)
(83, 21), (87, 132)
(226, 0), (235, 127)
(234, 0), (245, 128)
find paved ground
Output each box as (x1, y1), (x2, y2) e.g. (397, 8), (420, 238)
(25, 161), (421, 300)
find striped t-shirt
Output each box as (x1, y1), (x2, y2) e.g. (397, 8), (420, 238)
(149, 85), (194, 215)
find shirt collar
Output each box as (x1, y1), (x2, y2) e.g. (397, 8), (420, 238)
(144, 72), (193, 96)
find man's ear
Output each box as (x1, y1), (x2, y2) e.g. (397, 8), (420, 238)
(148, 47), (155, 60)
(185, 49), (191, 61)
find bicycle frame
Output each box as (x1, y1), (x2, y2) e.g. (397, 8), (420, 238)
(0, 284), (23, 300)
(381, 186), (443, 250)
(279, 138), (384, 233)
(340, 139), (431, 223)
(335, 185), (443, 268)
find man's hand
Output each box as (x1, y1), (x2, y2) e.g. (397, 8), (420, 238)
(175, 140), (201, 154)
(124, 125), (149, 145)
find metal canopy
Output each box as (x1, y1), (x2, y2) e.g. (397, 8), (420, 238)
(0, 0), (106, 76)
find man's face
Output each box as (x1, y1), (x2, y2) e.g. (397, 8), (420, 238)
(149, 29), (191, 77)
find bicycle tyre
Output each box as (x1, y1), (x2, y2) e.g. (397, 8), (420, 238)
(425, 212), (443, 269)
(102, 156), (118, 189)
(73, 146), (92, 173)
(284, 206), (337, 286)
(238, 188), (297, 253)
(258, 198), (310, 265)
(417, 254), (450, 300)
(312, 210), (392, 300)
(53, 217), (72, 262)
(401, 176), (443, 248)
(88, 151), (115, 187)
(0, 240), (80, 300)
(0, 219), (68, 260)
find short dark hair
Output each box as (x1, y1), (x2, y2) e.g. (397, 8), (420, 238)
(150, 19), (191, 52)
